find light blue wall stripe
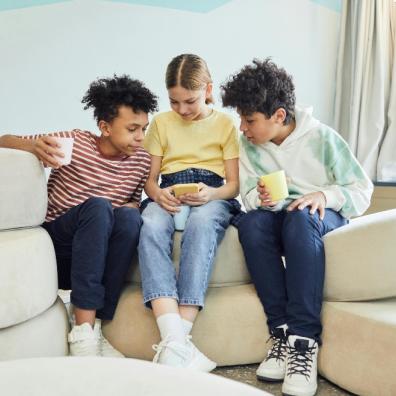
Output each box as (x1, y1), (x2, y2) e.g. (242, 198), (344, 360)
(0, 0), (70, 12)
(106, 0), (233, 13)
(310, 0), (342, 13)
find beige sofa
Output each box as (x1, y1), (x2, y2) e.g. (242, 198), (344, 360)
(0, 149), (69, 361)
(1, 147), (396, 395)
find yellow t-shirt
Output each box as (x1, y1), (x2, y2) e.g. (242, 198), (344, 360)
(144, 110), (239, 178)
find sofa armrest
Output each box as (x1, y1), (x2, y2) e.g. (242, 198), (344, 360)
(323, 209), (396, 301)
(0, 148), (47, 230)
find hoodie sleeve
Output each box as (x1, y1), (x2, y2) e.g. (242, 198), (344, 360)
(320, 132), (373, 218)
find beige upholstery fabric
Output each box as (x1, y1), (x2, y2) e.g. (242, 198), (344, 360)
(0, 148), (47, 230)
(128, 226), (251, 287)
(0, 227), (58, 328)
(323, 209), (396, 301)
(0, 298), (69, 361)
(319, 299), (396, 396)
(103, 284), (269, 366)
(0, 357), (272, 396)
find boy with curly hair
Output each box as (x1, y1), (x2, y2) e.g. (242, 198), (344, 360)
(221, 59), (372, 396)
(0, 75), (158, 357)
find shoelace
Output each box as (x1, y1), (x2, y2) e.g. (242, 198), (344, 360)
(286, 343), (316, 380)
(152, 336), (191, 363)
(265, 334), (287, 363)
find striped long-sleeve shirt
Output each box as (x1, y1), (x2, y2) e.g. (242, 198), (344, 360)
(22, 129), (151, 222)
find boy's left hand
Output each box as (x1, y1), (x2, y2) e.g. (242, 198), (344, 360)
(287, 191), (327, 220)
(179, 183), (214, 206)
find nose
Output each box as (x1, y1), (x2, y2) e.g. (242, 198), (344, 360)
(135, 129), (145, 142)
(239, 120), (248, 132)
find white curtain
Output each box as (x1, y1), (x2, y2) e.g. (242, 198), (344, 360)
(334, 0), (396, 181)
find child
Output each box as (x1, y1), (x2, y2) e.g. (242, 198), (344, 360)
(0, 75), (158, 357)
(221, 59), (373, 396)
(138, 54), (240, 372)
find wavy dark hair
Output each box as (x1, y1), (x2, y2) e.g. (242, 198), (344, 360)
(82, 75), (158, 124)
(221, 58), (295, 125)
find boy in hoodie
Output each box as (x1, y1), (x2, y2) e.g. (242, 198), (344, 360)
(221, 59), (372, 396)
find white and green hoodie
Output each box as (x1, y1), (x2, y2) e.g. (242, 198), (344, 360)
(240, 106), (373, 219)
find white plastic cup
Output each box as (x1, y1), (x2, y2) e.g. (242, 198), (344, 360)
(173, 205), (191, 231)
(52, 137), (74, 166)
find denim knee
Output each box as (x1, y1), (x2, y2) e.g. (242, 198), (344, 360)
(283, 208), (320, 236)
(113, 207), (142, 236)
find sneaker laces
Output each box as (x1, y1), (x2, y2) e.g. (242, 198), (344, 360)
(152, 336), (191, 363)
(286, 339), (317, 380)
(265, 329), (287, 363)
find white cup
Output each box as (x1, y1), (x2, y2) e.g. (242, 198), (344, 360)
(53, 137), (74, 166)
(173, 205), (191, 231)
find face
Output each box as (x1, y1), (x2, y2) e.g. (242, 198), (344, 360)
(168, 84), (212, 121)
(100, 105), (149, 156)
(238, 109), (286, 145)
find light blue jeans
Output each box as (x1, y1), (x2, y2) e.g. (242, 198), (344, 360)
(138, 200), (233, 308)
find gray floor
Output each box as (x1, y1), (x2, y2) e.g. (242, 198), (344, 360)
(214, 364), (354, 395)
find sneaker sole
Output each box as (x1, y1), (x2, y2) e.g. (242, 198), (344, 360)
(257, 374), (284, 383)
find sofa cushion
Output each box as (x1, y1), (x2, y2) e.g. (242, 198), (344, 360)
(0, 227), (58, 328)
(102, 283), (268, 366)
(0, 297), (69, 361)
(0, 148), (47, 230)
(0, 356), (271, 396)
(319, 298), (396, 395)
(128, 226), (252, 287)
(323, 209), (396, 301)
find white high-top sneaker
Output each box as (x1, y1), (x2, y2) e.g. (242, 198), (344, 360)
(256, 326), (288, 382)
(94, 319), (125, 358)
(152, 335), (216, 372)
(282, 335), (319, 396)
(68, 323), (99, 357)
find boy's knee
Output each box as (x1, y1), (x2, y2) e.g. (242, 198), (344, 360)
(114, 207), (142, 235)
(284, 208), (320, 231)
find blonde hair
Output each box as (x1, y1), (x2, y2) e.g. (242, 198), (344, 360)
(166, 54), (214, 104)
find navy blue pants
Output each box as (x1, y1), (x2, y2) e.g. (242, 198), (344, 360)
(238, 208), (347, 343)
(43, 197), (142, 320)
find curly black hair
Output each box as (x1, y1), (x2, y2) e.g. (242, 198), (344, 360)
(221, 58), (295, 125)
(82, 75), (158, 124)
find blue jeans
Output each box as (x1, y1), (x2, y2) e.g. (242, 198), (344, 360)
(43, 197), (142, 320)
(138, 200), (233, 307)
(238, 208), (347, 343)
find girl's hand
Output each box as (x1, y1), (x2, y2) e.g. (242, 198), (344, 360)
(179, 183), (215, 206)
(156, 187), (181, 213)
(286, 191), (327, 220)
(257, 180), (278, 207)
(32, 136), (64, 168)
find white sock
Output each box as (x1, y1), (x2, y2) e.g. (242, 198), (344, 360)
(156, 313), (186, 344)
(182, 318), (193, 336)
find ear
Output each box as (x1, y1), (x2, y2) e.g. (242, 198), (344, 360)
(205, 83), (213, 99)
(98, 120), (111, 136)
(273, 108), (287, 124)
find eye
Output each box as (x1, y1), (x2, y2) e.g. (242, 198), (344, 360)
(246, 119), (254, 124)
(128, 128), (137, 133)
(186, 99), (196, 104)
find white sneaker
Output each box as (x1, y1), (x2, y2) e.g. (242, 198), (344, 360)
(256, 327), (287, 382)
(94, 320), (125, 358)
(152, 336), (216, 372)
(68, 323), (99, 357)
(282, 335), (319, 396)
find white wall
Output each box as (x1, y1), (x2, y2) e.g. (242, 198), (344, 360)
(0, 0), (340, 134)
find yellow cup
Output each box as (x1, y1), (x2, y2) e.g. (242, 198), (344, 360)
(260, 170), (289, 201)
